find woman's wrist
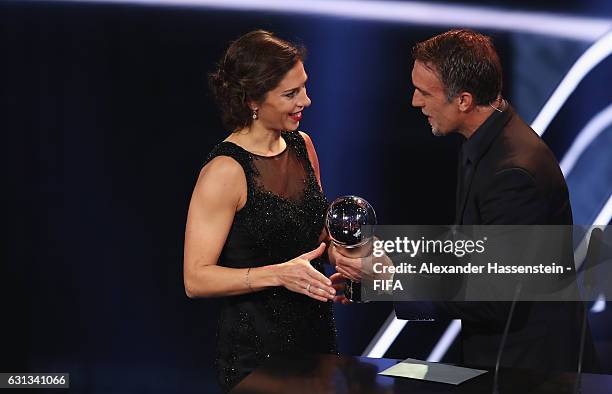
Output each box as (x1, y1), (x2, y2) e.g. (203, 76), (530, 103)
(250, 264), (282, 289)
(245, 267), (255, 292)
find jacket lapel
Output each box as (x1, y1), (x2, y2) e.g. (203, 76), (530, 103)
(455, 105), (514, 224)
(456, 164), (472, 224)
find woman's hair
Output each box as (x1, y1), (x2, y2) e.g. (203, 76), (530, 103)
(209, 30), (306, 131)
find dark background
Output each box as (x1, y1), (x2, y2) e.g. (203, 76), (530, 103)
(2, 1), (611, 393)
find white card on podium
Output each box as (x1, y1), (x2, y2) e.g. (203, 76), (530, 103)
(378, 358), (487, 385)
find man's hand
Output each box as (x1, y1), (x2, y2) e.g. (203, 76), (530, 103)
(329, 272), (352, 304)
(328, 243), (366, 282)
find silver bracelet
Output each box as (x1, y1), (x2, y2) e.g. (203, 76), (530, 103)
(246, 267), (254, 292)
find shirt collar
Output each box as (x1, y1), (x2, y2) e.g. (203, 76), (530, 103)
(461, 100), (513, 166)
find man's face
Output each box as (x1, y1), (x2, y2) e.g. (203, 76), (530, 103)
(411, 60), (461, 136)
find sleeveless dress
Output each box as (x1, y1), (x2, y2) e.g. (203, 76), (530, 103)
(203, 131), (337, 393)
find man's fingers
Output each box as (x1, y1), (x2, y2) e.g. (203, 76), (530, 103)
(329, 272), (347, 291)
(336, 267), (358, 282)
(344, 265), (363, 281)
(328, 244), (339, 266)
(336, 254), (362, 269)
(329, 272), (344, 282)
(333, 295), (352, 304)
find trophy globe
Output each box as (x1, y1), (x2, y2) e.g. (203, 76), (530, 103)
(326, 196), (377, 302)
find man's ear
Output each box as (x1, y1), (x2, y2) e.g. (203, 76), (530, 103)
(456, 92), (473, 112)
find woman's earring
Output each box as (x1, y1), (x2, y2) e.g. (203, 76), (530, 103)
(252, 109), (258, 120)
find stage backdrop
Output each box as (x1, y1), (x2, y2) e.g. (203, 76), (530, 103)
(2, 1), (611, 393)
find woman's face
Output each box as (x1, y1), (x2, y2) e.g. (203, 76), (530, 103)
(255, 60), (311, 132)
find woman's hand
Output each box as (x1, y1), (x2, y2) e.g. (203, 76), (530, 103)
(276, 243), (336, 302)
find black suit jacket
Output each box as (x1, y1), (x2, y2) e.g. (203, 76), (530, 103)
(455, 103), (571, 226)
(395, 104), (598, 372)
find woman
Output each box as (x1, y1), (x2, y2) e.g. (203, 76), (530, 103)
(183, 30), (337, 392)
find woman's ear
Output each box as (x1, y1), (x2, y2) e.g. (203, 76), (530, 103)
(247, 99), (259, 112)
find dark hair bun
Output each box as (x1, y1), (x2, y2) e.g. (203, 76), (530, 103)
(209, 30), (306, 132)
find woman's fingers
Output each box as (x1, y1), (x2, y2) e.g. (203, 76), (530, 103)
(308, 281), (335, 300)
(294, 279), (336, 302)
(301, 242), (326, 261)
(304, 263), (335, 296)
(305, 262), (332, 286)
(280, 253), (336, 301)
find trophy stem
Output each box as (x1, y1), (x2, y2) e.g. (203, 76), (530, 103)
(346, 279), (363, 303)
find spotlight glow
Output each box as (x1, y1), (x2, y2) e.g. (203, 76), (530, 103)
(533, 30), (612, 136)
(427, 319), (461, 362)
(560, 103), (612, 177)
(362, 312), (408, 358)
(36, 0), (612, 41)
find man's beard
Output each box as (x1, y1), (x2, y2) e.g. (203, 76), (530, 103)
(431, 126), (444, 137)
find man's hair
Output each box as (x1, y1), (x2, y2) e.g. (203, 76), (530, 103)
(412, 29), (502, 105)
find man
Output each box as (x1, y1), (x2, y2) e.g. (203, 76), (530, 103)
(410, 29), (570, 226)
(332, 29), (598, 372)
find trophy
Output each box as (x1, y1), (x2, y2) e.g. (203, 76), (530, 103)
(326, 196), (377, 302)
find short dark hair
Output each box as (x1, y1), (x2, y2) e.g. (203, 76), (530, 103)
(209, 30), (306, 131)
(412, 29), (502, 105)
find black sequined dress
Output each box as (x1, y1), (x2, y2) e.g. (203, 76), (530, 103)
(203, 131), (337, 392)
